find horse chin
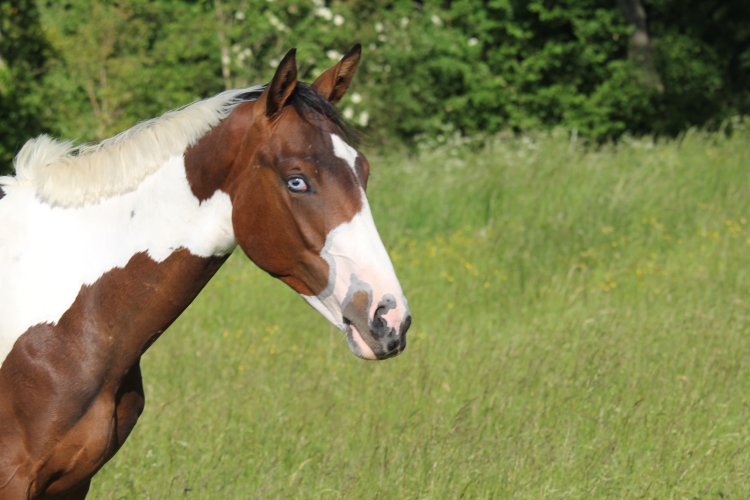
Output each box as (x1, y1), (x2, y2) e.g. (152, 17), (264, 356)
(344, 321), (408, 361)
(345, 323), (378, 360)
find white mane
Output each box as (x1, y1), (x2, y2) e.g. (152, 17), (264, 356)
(0, 85), (264, 207)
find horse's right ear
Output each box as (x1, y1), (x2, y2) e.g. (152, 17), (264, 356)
(260, 48), (298, 120)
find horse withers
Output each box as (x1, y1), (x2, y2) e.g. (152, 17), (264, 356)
(0, 45), (410, 499)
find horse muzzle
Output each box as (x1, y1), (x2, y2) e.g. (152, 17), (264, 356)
(343, 294), (411, 360)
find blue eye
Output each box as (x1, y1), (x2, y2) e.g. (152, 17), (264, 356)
(287, 176), (309, 193)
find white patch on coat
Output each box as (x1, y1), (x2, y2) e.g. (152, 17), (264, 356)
(302, 190), (408, 331)
(0, 86), (264, 208)
(331, 133), (358, 172)
(0, 156), (236, 366)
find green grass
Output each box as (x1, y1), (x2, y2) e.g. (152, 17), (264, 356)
(92, 124), (750, 499)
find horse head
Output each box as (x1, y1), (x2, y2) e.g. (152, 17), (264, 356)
(227, 46), (411, 360)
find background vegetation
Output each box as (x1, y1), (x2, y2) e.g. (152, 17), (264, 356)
(2, 0), (750, 171)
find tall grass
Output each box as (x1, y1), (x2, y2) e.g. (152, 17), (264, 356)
(92, 124), (750, 498)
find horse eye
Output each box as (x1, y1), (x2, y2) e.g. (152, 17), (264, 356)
(287, 176), (309, 193)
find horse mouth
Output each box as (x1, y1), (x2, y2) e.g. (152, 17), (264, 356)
(343, 318), (405, 361)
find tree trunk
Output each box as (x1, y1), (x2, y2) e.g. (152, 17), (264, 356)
(617, 0), (664, 93)
(214, 0), (232, 91)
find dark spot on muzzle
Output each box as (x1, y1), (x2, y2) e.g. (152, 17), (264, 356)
(371, 294), (396, 336)
(371, 294), (407, 356)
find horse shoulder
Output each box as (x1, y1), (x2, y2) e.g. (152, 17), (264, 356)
(0, 332), (145, 498)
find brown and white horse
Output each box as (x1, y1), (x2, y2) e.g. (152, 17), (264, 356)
(0, 46), (410, 499)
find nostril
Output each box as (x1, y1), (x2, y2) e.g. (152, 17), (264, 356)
(397, 314), (411, 353)
(400, 314), (412, 337)
(371, 310), (387, 332)
(374, 305), (388, 318)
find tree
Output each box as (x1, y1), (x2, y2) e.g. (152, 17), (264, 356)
(0, 0), (48, 174)
(38, 0), (222, 143)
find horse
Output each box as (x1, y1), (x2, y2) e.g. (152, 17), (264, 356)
(0, 45), (411, 499)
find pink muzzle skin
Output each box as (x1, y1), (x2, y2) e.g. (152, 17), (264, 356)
(348, 323), (377, 360)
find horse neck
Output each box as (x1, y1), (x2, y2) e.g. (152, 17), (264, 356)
(52, 150), (238, 375)
(85, 112), (255, 369)
(72, 249), (230, 375)
(0, 120), (245, 372)
(94, 103), (257, 369)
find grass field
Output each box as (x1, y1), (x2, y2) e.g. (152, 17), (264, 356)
(92, 124), (750, 499)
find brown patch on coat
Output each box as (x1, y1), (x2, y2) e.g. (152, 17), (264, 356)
(0, 250), (227, 498)
(185, 99), (366, 297)
(184, 101), (255, 203)
(184, 47), (367, 299)
(354, 155), (370, 191)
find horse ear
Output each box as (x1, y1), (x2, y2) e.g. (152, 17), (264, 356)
(311, 44), (361, 104)
(263, 48), (298, 120)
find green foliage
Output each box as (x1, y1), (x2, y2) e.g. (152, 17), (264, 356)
(38, 0), (222, 142)
(0, 0), (49, 173)
(359, 0), (750, 141)
(2, 0), (750, 167)
(360, 0), (643, 140)
(90, 127), (750, 497)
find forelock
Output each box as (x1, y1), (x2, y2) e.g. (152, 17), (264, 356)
(288, 83), (361, 146)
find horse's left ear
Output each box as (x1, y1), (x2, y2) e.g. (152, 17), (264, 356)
(311, 44), (361, 104)
(262, 48), (298, 120)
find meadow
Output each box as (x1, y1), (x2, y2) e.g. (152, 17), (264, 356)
(92, 123), (750, 499)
